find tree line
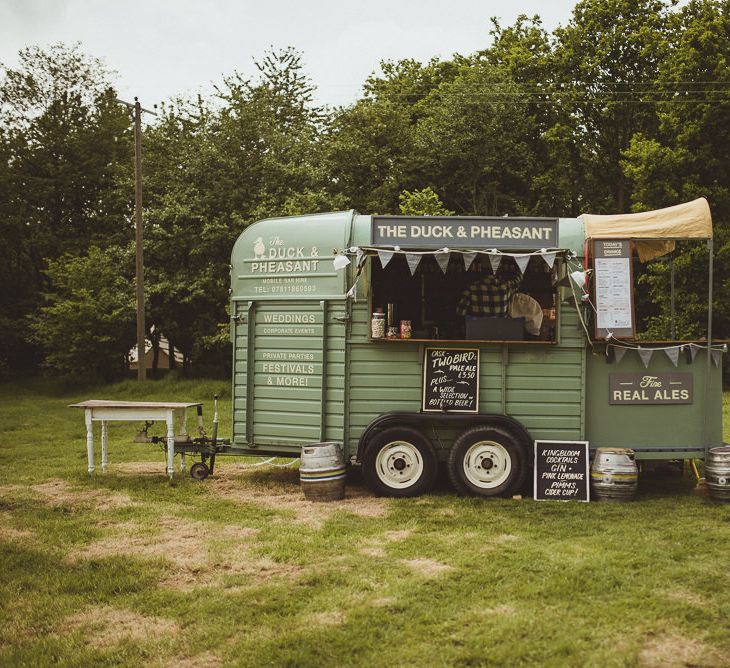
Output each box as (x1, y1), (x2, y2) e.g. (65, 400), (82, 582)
(1, 0), (729, 380)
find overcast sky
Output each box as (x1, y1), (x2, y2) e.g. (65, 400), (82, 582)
(0, 0), (579, 108)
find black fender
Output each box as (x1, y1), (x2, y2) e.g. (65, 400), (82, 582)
(356, 411), (533, 463)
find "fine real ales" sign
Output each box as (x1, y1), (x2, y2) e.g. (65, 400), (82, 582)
(608, 372), (693, 405)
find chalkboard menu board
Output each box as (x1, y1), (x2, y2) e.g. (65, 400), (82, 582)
(534, 440), (590, 502)
(422, 348), (479, 413)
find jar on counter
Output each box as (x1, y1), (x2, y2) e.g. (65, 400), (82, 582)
(387, 326), (399, 339)
(371, 310), (386, 339)
(400, 320), (412, 339)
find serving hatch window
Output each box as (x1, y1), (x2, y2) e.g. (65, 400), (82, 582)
(368, 251), (560, 343)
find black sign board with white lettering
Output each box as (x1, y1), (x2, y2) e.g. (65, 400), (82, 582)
(372, 216), (559, 249)
(534, 441), (590, 502)
(422, 348), (479, 413)
(609, 372), (693, 405)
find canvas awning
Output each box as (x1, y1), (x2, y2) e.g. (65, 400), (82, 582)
(580, 198), (712, 261)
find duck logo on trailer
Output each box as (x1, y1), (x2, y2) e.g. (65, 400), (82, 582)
(250, 235), (321, 274)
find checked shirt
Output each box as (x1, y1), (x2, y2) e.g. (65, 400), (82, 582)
(456, 274), (522, 317)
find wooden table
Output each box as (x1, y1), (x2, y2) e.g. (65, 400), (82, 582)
(69, 400), (202, 479)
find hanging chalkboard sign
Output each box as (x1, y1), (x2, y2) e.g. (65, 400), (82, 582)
(534, 440), (590, 502)
(422, 348), (479, 413)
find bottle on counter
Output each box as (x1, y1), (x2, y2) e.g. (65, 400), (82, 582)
(400, 320), (412, 339)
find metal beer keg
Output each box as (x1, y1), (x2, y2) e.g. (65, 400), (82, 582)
(705, 446), (730, 502)
(590, 448), (638, 502)
(300, 442), (346, 502)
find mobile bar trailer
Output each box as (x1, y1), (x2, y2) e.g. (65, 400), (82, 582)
(187, 198), (724, 498)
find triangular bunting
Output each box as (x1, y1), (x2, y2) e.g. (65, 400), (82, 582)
(541, 251), (557, 269)
(462, 252), (477, 271)
(664, 347), (680, 367)
(377, 250), (394, 268)
(488, 253), (502, 273)
(405, 253), (422, 275)
(690, 344), (699, 361)
(514, 254), (531, 275)
(638, 348), (654, 368)
(435, 252), (450, 274)
(712, 349), (722, 367)
(614, 346), (627, 364)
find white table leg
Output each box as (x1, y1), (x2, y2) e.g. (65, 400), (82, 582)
(166, 409), (175, 479)
(101, 420), (108, 473)
(178, 409), (187, 473)
(85, 409), (95, 476)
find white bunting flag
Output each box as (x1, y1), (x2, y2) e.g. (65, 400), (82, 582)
(541, 251), (557, 269)
(613, 346), (627, 364)
(514, 254), (531, 275)
(435, 252), (450, 273)
(488, 252), (502, 273)
(377, 250), (394, 268)
(712, 349), (722, 367)
(689, 344), (699, 362)
(462, 252), (477, 271)
(638, 348), (654, 368)
(405, 253), (422, 275)
(664, 347), (680, 367)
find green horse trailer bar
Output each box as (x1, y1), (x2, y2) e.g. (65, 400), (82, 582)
(226, 199), (724, 497)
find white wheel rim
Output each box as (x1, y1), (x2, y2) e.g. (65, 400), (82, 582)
(462, 440), (512, 489)
(375, 441), (424, 489)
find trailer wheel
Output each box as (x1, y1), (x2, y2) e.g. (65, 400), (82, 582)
(362, 427), (437, 497)
(190, 462), (210, 481)
(448, 426), (526, 497)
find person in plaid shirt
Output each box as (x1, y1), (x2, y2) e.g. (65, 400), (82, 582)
(456, 262), (522, 317)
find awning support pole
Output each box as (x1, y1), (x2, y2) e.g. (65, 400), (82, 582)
(703, 238), (713, 449)
(670, 255), (676, 340)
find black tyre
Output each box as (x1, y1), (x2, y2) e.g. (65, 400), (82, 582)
(448, 425), (527, 497)
(362, 427), (438, 497)
(190, 461), (210, 481)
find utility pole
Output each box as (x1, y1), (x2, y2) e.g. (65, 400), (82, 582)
(117, 97), (156, 381)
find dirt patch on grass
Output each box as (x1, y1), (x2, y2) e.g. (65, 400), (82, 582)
(69, 516), (277, 589)
(495, 533), (520, 543)
(383, 529), (412, 542)
(0, 524), (33, 541)
(400, 558), (453, 577)
(209, 466), (387, 529)
(359, 546), (386, 558)
(71, 515), (300, 590)
(663, 589), (707, 606)
(0, 478), (134, 511)
(310, 611), (344, 626)
(482, 604), (516, 616)
(112, 462), (167, 476)
(371, 597), (397, 607)
(0, 512), (33, 542)
(165, 652), (221, 668)
(638, 632), (721, 668)
(63, 605), (178, 648)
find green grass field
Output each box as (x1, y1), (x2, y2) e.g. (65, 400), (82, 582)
(1, 378), (729, 667)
